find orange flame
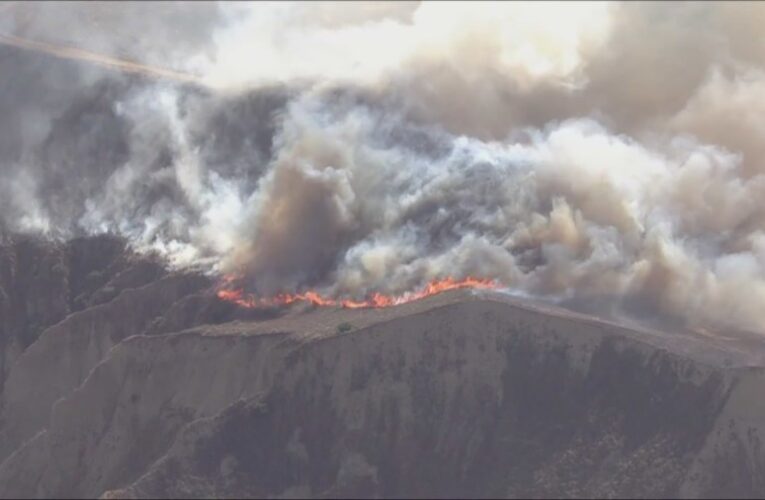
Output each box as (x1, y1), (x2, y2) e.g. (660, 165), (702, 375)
(216, 276), (501, 310)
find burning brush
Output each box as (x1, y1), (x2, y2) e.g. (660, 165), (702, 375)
(216, 275), (501, 310)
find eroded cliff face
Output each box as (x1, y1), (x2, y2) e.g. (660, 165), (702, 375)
(0, 234), (165, 384)
(0, 271), (212, 462)
(1, 236), (765, 499)
(0, 235), (213, 465)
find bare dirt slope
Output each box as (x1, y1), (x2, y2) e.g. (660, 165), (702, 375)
(1, 237), (765, 498)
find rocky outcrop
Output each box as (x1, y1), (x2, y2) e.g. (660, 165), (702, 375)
(0, 292), (763, 498)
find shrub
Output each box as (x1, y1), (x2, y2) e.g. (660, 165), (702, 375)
(336, 322), (353, 333)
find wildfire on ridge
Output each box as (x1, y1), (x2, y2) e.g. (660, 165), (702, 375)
(216, 276), (501, 310)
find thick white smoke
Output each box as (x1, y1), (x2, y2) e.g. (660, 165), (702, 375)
(2, 2), (765, 333)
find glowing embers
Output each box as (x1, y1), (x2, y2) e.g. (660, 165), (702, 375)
(216, 275), (500, 310)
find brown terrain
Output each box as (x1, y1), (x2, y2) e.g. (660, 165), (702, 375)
(1, 234), (765, 498)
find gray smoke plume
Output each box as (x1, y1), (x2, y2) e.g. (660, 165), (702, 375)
(2, 1), (765, 333)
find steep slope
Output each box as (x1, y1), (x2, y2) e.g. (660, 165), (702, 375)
(1, 291), (763, 498)
(0, 234), (165, 386)
(0, 234), (216, 468)
(0, 272), (211, 463)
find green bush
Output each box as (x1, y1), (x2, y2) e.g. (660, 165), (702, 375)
(336, 322), (353, 333)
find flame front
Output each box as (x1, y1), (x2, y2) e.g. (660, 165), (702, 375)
(216, 276), (501, 310)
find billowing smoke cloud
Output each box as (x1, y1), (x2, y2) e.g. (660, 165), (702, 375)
(2, 1), (765, 334)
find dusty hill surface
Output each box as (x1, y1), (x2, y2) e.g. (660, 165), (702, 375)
(0, 234), (167, 382)
(1, 237), (765, 498)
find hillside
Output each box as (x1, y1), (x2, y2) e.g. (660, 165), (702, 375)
(1, 237), (765, 497)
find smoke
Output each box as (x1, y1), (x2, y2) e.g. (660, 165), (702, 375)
(2, 1), (765, 333)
